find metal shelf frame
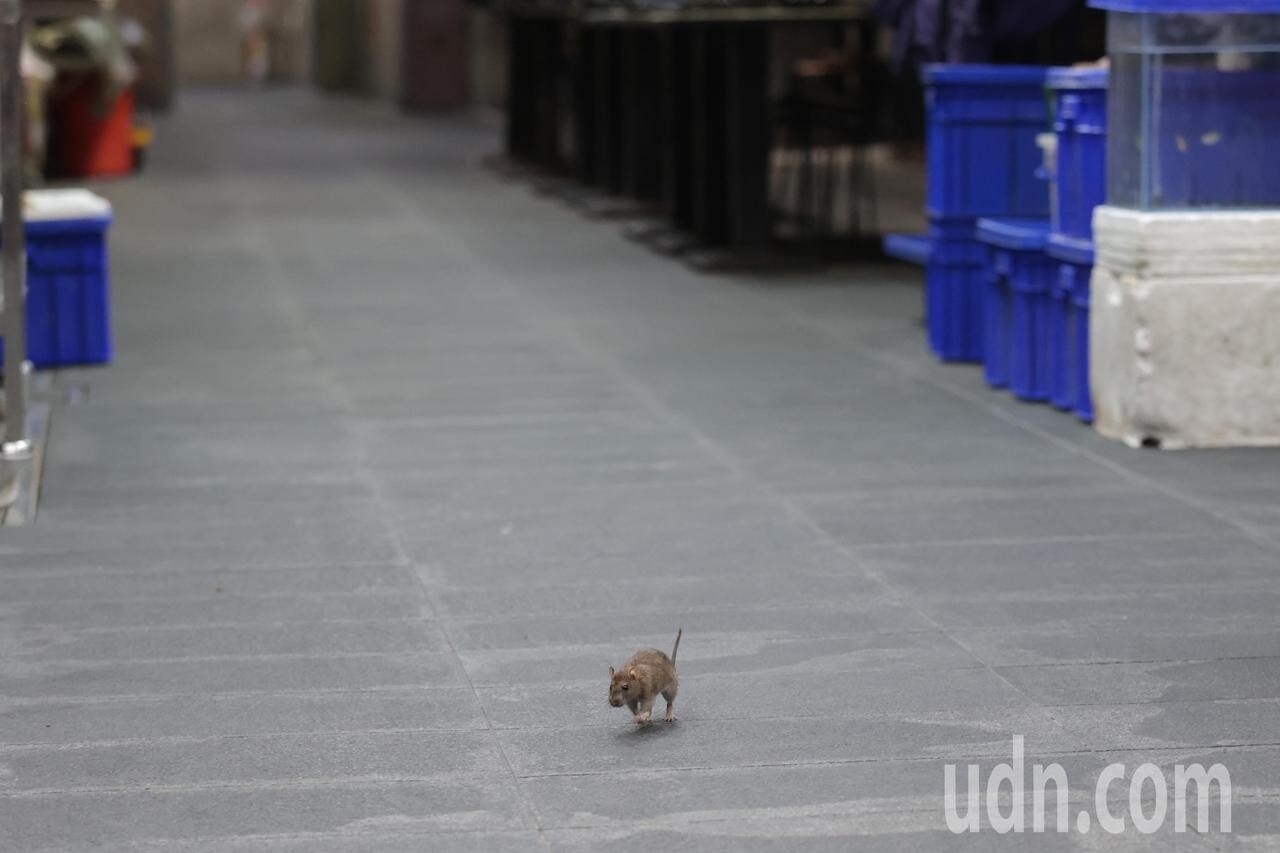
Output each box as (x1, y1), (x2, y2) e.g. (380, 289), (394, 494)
(1, 0), (30, 464)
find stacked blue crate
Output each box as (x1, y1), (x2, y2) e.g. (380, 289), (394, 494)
(1048, 234), (1096, 423)
(928, 219), (987, 365)
(921, 65), (1051, 362)
(1051, 67), (1108, 239)
(977, 219), (1055, 401)
(0, 191), (114, 369)
(882, 233), (933, 266)
(1046, 67), (1107, 422)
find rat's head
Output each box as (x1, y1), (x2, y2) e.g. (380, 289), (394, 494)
(608, 666), (637, 707)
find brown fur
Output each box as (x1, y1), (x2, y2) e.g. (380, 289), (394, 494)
(608, 629), (682, 725)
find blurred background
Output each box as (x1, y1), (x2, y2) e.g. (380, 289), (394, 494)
(17, 0), (1105, 229)
(19, 0), (499, 183)
(4, 3), (1280, 848)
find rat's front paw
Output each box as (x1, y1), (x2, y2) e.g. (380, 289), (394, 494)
(634, 711), (652, 725)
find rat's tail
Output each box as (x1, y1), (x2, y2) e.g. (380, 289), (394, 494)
(670, 628), (683, 665)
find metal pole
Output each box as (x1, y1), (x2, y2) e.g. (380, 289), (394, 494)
(1, 0), (30, 459)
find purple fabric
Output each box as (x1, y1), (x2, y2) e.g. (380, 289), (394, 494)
(945, 0), (989, 63)
(873, 0), (918, 69)
(993, 0), (1081, 39)
(875, 0), (1083, 69)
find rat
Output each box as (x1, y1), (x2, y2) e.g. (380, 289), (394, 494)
(608, 628), (682, 726)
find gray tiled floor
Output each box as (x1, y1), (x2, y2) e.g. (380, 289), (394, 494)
(2, 90), (1278, 851)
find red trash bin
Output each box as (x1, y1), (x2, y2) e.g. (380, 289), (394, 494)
(51, 73), (135, 179)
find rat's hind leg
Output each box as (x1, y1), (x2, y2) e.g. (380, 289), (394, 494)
(662, 685), (678, 722)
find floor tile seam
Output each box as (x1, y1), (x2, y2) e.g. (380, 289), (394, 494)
(238, 200), (551, 843)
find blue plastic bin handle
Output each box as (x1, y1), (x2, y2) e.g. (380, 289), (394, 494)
(1056, 264), (1076, 297)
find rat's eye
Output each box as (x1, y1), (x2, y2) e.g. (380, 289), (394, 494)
(621, 684), (629, 691)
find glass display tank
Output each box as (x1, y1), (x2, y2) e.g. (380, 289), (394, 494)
(1093, 0), (1280, 209)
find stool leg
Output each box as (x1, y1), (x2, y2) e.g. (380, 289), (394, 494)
(848, 145), (863, 237)
(862, 144), (879, 236)
(799, 122), (816, 235)
(820, 146), (836, 238)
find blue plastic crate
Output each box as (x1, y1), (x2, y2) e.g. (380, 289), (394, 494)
(980, 257), (1012, 388)
(1047, 259), (1074, 413)
(977, 219), (1054, 402)
(926, 219), (986, 362)
(0, 197), (113, 369)
(922, 64), (1052, 220)
(977, 238), (1013, 389)
(1047, 233), (1096, 423)
(882, 233), (932, 267)
(1048, 67), (1108, 240)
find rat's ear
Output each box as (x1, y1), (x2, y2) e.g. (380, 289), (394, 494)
(628, 667), (638, 679)
(608, 666), (615, 678)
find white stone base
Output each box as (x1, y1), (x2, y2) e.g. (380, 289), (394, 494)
(1091, 206), (1280, 449)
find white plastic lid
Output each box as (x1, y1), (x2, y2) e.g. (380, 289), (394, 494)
(2, 189), (113, 222)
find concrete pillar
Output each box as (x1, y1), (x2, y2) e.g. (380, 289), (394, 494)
(1090, 206), (1280, 449)
(367, 0), (402, 101)
(470, 7), (506, 113)
(312, 0), (365, 92)
(399, 0), (471, 112)
(118, 0), (175, 111)
(173, 0), (311, 87)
